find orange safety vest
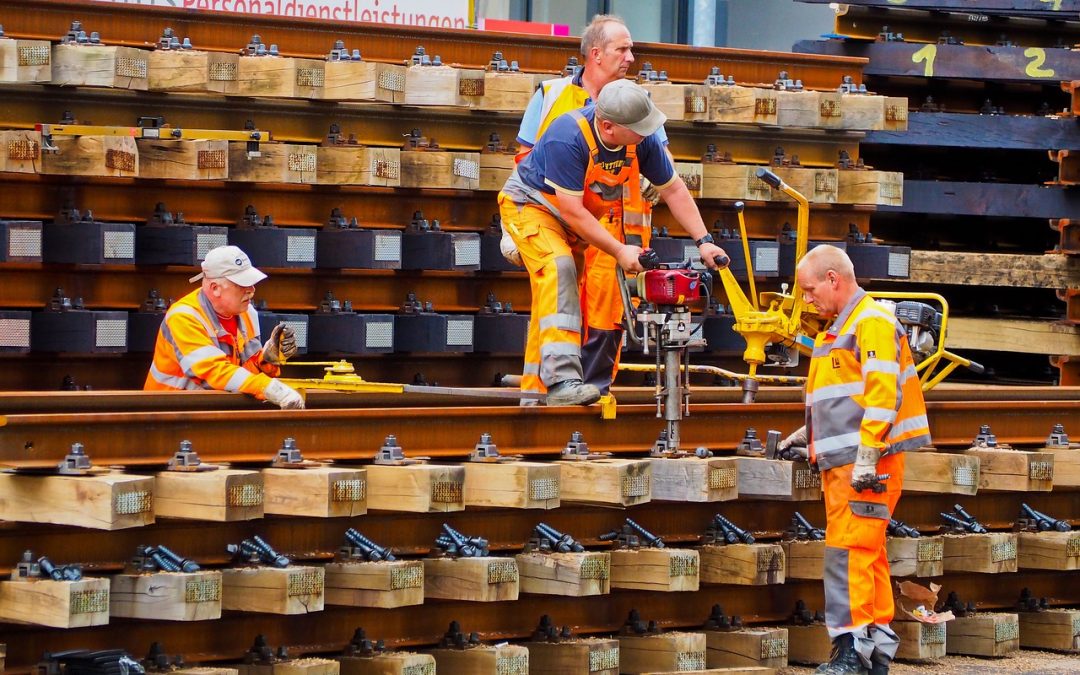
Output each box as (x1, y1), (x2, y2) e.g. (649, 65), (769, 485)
(558, 110), (648, 242)
(144, 288), (277, 397)
(805, 290), (931, 471)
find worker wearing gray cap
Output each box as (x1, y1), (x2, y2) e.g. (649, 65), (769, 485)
(498, 79), (726, 406)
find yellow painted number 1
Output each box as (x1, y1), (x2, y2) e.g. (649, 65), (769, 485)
(912, 44), (936, 77)
(1024, 48), (1056, 78)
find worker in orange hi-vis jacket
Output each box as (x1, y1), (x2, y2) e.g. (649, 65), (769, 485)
(144, 245), (304, 409)
(779, 245), (931, 675)
(504, 14), (669, 401)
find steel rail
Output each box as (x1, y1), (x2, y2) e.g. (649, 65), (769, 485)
(835, 6), (1080, 48)
(0, 398), (1075, 466)
(9, 0), (868, 90)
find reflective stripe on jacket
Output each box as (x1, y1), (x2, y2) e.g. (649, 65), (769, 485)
(806, 289), (931, 470)
(144, 288), (277, 397)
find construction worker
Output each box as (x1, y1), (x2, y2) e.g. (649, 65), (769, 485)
(498, 79), (727, 406)
(780, 245), (931, 675)
(145, 245), (305, 409)
(503, 14), (666, 399)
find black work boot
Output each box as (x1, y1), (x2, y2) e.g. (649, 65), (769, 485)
(814, 633), (868, 675)
(868, 652), (889, 675)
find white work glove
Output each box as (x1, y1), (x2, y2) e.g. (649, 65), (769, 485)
(641, 177), (661, 206)
(500, 224), (523, 267)
(851, 444), (883, 489)
(261, 323), (297, 365)
(263, 378), (305, 409)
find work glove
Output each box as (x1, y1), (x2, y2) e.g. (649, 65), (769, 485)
(261, 323), (297, 365)
(500, 223), (523, 267)
(263, 378), (305, 410)
(778, 425), (807, 452)
(641, 177), (661, 206)
(851, 444), (883, 489)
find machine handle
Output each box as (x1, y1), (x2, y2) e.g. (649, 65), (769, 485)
(709, 255), (730, 269)
(638, 248), (662, 270)
(966, 360), (985, 375)
(755, 167), (782, 188)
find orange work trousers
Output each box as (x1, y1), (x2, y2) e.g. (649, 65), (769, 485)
(498, 193), (587, 398)
(821, 451), (905, 639)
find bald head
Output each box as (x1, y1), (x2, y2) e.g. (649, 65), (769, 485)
(796, 245), (855, 283)
(795, 245), (858, 318)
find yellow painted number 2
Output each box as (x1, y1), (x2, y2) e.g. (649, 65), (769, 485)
(1039, 0), (1062, 10)
(912, 44), (936, 77)
(1024, 48), (1056, 78)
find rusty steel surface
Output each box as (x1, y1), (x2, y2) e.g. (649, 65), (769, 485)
(9, 0), (867, 89)
(0, 396), (1076, 467)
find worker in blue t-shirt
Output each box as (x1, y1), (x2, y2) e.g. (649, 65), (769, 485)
(498, 80), (727, 406)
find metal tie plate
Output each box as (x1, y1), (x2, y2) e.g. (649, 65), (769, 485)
(70, 588), (110, 614)
(114, 490), (152, 515)
(185, 577), (221, 603)
(588, 648), (619, 672)
(227, 482), (264, 507)
(286, 568), (324, 597)
(390, 562), (424, 590)
(486, 559), (518, 584)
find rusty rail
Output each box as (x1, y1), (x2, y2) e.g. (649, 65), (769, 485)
(0, 395), (1075, 466)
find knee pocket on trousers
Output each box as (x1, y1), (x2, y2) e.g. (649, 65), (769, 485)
(833, 509), (888, 551)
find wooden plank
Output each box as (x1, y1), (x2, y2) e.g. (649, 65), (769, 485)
(153, 468), (264, 521)
(515, 551), (611, 596)
(780, 540), (825, 580)
(365, 464), (464, 513)
(338, 651), (435, 675)
(462, 461), (561, 509)
(220, 566), (324, 615)
(556, 458), (653, 507)
(865, 112), (1080, 151)
(736, 458), (822, 501)
(422, 556), (519, 602)
(947, 318), (1080, 356)
(0, 472), (154, 530)
(0, 37), (51, 83)
(1018, 609), (1080, 652)
(0, 577), (110, 628)
(699, 543), (786, 586)
(963, 448), (1054, 491)
(878, 180), (1080, 219)
(904, 251), (1080, 290)
(893, 620), (947, 661)
(886, 536), (944, 578)
(793, 40), (1080, 83)
(705, 628), (788, 670)
(110, 570), (223, 621)
(942, 532), (1018, 574)
(526, 638), (620, 675)
(649, 457), (739, 502)
(1017, 531), (1080, 571)
(785, 624), (831, 666)
(902, 451), (979, 495)
(619, 632), (707, 674)
(262, 465), (367, 518)
(947, 613), (1020, 657)
(429, 644), (528, 674)
(797, 0), (1080, 18)
(323, 559), (424, 608)
(609, 548), (700, 592)
(834, 5), (1080, 48)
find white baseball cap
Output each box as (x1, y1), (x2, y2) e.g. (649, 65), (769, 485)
(189, 245), (267, 286)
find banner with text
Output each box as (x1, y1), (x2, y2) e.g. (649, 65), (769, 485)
(93, 0), (473, 29)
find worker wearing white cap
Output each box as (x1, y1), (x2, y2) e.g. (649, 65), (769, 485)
(498, 79), (727, 406)
(144, 245), (304, 409)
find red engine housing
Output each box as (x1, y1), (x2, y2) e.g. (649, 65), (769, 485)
(637, 268), (703, 305)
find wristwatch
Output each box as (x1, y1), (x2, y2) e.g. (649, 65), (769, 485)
(694, 234), (715, 247)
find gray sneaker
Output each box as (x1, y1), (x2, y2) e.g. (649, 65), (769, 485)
(545, 379), (601, 406)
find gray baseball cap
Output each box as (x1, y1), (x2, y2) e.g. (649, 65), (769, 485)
(595, 79), (667, 137)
